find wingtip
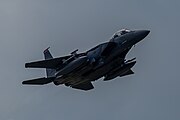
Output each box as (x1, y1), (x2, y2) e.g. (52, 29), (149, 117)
(22, 81), (25, 84)
(22, 80), (28, 84)
(43, 47), (50, 53)
(25, 63), (28, 68)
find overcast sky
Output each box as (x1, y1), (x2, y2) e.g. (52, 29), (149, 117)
(0, 0), (180, 120)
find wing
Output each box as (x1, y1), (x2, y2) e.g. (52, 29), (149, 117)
(72, 82), (94, 91)
(25, 55), (71, 69)
(25, 53), (85, 69)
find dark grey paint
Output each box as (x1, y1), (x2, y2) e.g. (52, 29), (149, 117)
(23, 30), (149, 90)
(0, 0), (180, 120)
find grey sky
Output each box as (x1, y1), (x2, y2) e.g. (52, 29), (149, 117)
(0, 0), (180, 120)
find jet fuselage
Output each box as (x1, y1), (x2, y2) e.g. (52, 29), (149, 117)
(53, 30), (150, 86)
(23, 29), (150, 91)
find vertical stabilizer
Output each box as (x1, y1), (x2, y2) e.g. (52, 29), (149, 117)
(43, 47), (56, 77)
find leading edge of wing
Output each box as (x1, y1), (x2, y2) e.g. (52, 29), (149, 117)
(25, 52), (86, 69)
(25, 55), (71, 69)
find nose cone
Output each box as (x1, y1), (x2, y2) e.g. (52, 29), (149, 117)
(135, 30), (150, 41)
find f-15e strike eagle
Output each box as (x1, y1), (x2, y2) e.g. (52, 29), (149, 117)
(22, 29), (150, 91)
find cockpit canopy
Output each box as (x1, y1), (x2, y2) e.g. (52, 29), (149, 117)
(111, 29), (131, 39)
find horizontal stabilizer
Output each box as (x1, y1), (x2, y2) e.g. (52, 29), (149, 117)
(120, 69), (134, 77)
(22, 77), (55, 85)
(72, 82), (94, 91)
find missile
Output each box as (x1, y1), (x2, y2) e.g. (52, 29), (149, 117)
(55, 56), (89, 76)
(104, 61), (136, 81)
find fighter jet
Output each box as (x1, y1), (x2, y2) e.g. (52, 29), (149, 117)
(22, 29), (150, 91)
